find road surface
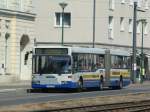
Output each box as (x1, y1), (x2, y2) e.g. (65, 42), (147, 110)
(0, 82), (150, 107)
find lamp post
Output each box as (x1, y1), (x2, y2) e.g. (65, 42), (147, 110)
(93, 0), (96, 48)
(132, 0), (138, 83)
(140, 19), (146, 83)
(5, 33), (10, 74)
(59, 2), (68, 46)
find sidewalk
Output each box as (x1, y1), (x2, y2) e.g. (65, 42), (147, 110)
(126, 80), (150, 88)
(0, 80), (31, 90)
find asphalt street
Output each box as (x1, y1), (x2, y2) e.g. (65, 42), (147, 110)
(0, 82), (150, 107)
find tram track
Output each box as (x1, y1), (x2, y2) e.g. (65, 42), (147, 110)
(34, 100), (150, 112)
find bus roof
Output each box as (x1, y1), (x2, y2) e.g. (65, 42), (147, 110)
(33, 46), (69, 49)
(110, 49), (130, 56)
(71, 47), (105, 54)
(34, 46), (105, 54)
(33, 46), (130, 56)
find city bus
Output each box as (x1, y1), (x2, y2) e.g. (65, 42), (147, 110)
(32, 46), (131, 90)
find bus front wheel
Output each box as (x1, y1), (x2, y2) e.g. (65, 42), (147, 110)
(119, 76), (123, 89)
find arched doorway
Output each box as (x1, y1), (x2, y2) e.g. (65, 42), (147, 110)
(20, 35), (31, 80)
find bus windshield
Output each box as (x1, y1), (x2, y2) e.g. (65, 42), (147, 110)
(33, 55), (71, 74)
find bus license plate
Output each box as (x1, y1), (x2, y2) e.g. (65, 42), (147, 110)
(46, 85), (55, 88)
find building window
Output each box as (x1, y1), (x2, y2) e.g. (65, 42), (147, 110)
(145, 0), (149, 10)
(55, 12), (71, 27)
(129, 19), (133, 33)
(108, 16), (114, 39)
(109, 0), (115, 10)
(0, 19), (2, 29)
(137, 0), (142, 8)
(144, 22), (148, 35)
(22, 0), (32, 12)
(5, 20), (10, 29)
(120, 17), (125, 31)
(13, 0), (21, 10)
(121, 0), (125, 4)
(0, 0), (7, 8)
(129, 0), (133, 6)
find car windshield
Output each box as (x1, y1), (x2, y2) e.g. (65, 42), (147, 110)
(33, 55), (71, 74)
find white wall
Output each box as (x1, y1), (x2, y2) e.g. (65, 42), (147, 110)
(33, 0), (150, 49)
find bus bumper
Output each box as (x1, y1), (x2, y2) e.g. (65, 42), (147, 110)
(32, 81), (78, 89)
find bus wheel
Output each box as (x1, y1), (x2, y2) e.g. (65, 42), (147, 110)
(99, 76), (104, 90)
(119, 76), (123, 89)
(78, 78), (83, 92)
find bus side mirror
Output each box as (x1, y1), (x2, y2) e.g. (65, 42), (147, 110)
(72, 68), (76, 74)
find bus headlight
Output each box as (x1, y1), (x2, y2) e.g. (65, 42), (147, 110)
(32, 75), (36, 79)
(61, 81), (68, 84)
(32, 80), (40, 84)
(68, 75), (72, 78)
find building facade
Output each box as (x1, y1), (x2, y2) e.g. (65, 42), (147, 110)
(33, 0), (150, 78)
(0, 0), (150, 83)
(0, 0), (35, 83)
(33, 0), (150, 48)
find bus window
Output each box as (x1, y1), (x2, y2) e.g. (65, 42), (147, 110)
(33, 55), (71, 74)
(73, 54), (92, 72)
(111, 55), (131, 69)
(72, 53), (105, 73)
(123, 56), (131, 69)
(72, 54), (78, 73)
(111, 55), (123, 68)
(111, 56), (117, 68)
(96, 55), (104, 68)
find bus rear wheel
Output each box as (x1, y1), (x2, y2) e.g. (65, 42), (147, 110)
(78, 78), (83, 92)
(99, 76), (104, 90)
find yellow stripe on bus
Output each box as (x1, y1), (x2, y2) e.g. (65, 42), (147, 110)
(110, 71), (130, 78)
(82, 74), (100, 80)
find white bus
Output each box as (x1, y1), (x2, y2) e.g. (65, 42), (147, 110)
(32, 46), (131, 90)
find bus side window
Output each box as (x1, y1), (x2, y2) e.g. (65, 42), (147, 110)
(72, 54), (78, 73)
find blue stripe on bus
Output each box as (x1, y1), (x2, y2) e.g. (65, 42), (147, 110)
(32, 79), (131, 89)
(83, 80), (100, 88)
(32, 81), (101, 89)
(110, 78), (131, 87)
(32, 81), (78, 89)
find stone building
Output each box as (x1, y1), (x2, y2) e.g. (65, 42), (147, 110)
(0, 0), (35, 83)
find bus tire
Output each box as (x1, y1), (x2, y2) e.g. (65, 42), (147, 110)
(99, 76), (104, 90)
(119, 76), (123, 89)
(78, 77), (83, 92)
